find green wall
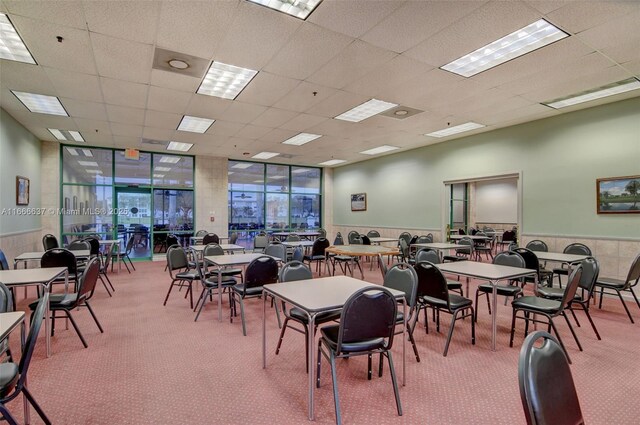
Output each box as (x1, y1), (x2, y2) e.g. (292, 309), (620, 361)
(332, 97), (640, 238)
(0, 109), (42, 235)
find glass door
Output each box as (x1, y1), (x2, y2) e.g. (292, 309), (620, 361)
(449, 183), (468, 237)
(116, 188), (152, 260)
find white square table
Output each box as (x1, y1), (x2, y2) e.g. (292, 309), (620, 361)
(190, 244), (246, 253)
(435, 261), (536, 351)
(411, 242), (460, 259)
(204, 253), (279, 322)
(263, 276), (406, 421)
(13, 250), (90, 269)
(0, 267), (68, 357)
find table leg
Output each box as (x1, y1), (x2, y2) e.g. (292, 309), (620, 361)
(308, 313), (316, 421)
(262, 294), (267, 369)
(217, 268), (223, 322)
(402, 298), (406, 386)
(21, 320), (30, 424)
(491, 280), (497, 352)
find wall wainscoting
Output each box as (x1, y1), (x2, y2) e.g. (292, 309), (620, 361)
(330, 225), (443, 243)
(0, 228), (43, 266)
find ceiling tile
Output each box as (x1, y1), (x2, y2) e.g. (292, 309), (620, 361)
(60, 98), (108, 120)
(279, 113), (327, 132)
(4, 0), (87, 29)
(524, 0), (571, 15)
(0, 61), (55, 93)
(234, 124), (273, 140)
(207, 120), (244, 137)
(109, 122), (143, 138)
(362, 1), (485, 53)
(258, 128), (298, 143)
(144, 110), (182, 130)
(576, 10), (640, 50)
(156, 0), (240, 58)
(142, 126), (175, 141)
(83, 0), (161, 44)
(272, 81), (337, 113)
(236, 72), (300, 107)
(100, 78), (149, 109)
(601, 38), (640, 65)
(305, 91), (373, 118)
(106, 104), (146, 125)
(185, 94), (232, 119)
(547, 1), (639, 34)
(263, 22), (354, 80)
(43, 67), (104, 103)
(307, 40), (397, 89)
(251, 108), (299, 128)
(73, 118), (112, 133)
(90, 33), (154, 84)
(150, 69), (201, 93)
(307, 0), (401, 38)
(147, 86), (192, 114)
(218, 101), (267, 124)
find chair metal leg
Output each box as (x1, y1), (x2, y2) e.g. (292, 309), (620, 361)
(549, 317), (572, 364)
(569, 307), (581, 327)
(65, 310), (88, 348)
(0, 403), (19, 425)
(616, 289), (635, 323)
(386, 352), (403, 416)
(163, 279), (178, 305)
(316, 341), (323, 388)
(275, 317), (289, 355)
(509, 308), (517, 347)
(367, 354), (373, 380)
(238, 297), (247, 336)
(443, 310), (459, 357)
(98, 275), (113, 297)
(582, 305), (601, 340)
(194, 289), (209, 322)
(329, 352), (342, 425)
(562, 311), (583, 351)
(598, 287), (604, 309)
(470, 307), (475, 345)
(22, 387), (52, 425)
(406, 324), (420, 362)
(85, 301), (104, 333)
(102, 272), (115, 292)
(630, 288), (640, 309)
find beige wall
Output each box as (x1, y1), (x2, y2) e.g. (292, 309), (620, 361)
(194, 156), (229, 236)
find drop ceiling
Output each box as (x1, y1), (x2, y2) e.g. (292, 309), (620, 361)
(0, 0), (639, 167)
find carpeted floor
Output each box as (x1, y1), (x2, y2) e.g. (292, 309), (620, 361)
(5, 257), (640, 424)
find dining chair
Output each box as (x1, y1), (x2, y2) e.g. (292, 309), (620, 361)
(202, 233), (220, 245)
(191, 248), (238, 322)
(595, 252), (640, 323)
(303, 237), (330, 276)
(475, 251), (526, 322)
(383, 263), (420, 362)
(42, 234), (59, 251)
(163, 246), (199, 309)
(415, 249), (463, 295)
(552, 243), (592, 287)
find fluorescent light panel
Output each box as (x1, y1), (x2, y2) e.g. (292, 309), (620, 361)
(85, 169), (102, 174)
(197, 61), (257, 100)
(425, 122), (486, 138)
(360, 145), (399, 155)
(78, 161), (98, 167)
(166, 141), (193, 152)
(252, 152), (279, 160)
(155, 166), (171, 172)
(159, 156), (180, 163)
(0, 13), (36, 64)
(66, 147), (79, 156)
(177, 115), (215, 133)
(282, 132), (322, 146)
(12, 91), (67, 116)
(441, 19), (568, 77)
(231, 162), (254, 169)
(48, 128), (85, 142)
(82, 149), (93, 157)
(153, 174), (165, 178)
(335, 99), (398, 122)
(247, 0), (322, 20)
(543, 78), (640, 109)
(318, 159), (346, 166)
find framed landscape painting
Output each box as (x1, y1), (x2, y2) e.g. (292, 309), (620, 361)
(597, 175), (640, 214)
(351, 193), (367, 211)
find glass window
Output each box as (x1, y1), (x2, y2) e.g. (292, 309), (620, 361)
(266, 164), (289, 192)
(152, 154), (194, 188)
(291, 167), (320, 194)
(153, 189), (194, 232)
(228, 161), (265, 192)
(62, 146), (113, 185)
(291, 194), (321, 230)
(230, 192), (264, 232)
(62, 185), (113, 235)
(115, 151), (151, 185)
(266, 193), (288, 230)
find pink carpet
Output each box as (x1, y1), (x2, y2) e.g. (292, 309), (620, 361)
(6, 258), (640, 424)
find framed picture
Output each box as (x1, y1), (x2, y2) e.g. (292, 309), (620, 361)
(16, 176), (29, 205)
(597, 175), (640, 214)
(351, 193), (367, 211)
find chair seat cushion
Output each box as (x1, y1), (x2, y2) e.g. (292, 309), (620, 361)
(232, 284), (263, 296)
(304, 255), (326, 261)
(446, 280), (462, 289)
(290, 307), (340, 324)
(334, 255), (356, 261)
(477, 283), (522, 296)
(0, 362), (19, 397)
(320, 325), (385, 353)
(422, 294), (472, 310)
(176, 271), (199, 280)
(596, 277), (626, 289)
(203, 277), (237, 288)
(512, 296), (561, 313)
(552, 267), (569, 275)
(28, 293), (78, 310)
(442, 255), (466, 262)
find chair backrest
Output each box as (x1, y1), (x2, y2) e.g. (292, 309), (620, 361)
(414, 261), (450, 310)
(334, 232), (344, 246)
(493, 251), (526, 269)
(123, 235), (135, 254)
(0, 249), (9, 270)
(311, 237), (330, 256)
(347, 231), (360, 244)
(337, 287), (397, 353)
(518, 331), (584, 425)
(577, 257), (599, 294)
(279, 260), (313, 282)
(18, 291), (49, 389)
(360, 235), (371, 245)
(512, 248), (541, 273)
(265, 243), (287, 261)
(416, 234), (433, 244)
(42, 233), (59, 250)
(415, 249), (439, 264)
(458, 228), (466, 235)
(562, 243), (591, 256)
(41, 248), (77, 275)
(507, 242), (519, 252)
(559, 266), (583, 310)
(367, 230), (381, 238)
(502, 230), (516, 243)
(83, 237), (101, 256)
(244, 256), (279, 289)
(383, 263), (418, 308)
(317, 228), (327, 238)
(166, 234), (180, 248)
(68, 240), (90, 252)
(203, 233), (220, 245)
(254, 235), (268, 250)
(622, 253), (640, 289)
(0, 282), (13, 313)
(286, 233), (301, 242)
(457, 237), (474, 255)
(378, 254), (388, 279)
(409, 235), (418, 246)
(167, 246), (188, 271)
(292, 246), (304, 262)
(526, 240), (548, 252)
(350, 234), (363, 245)
(398, 238), (409, 260)
(203, 243), (225, 256)
(229, 232), (238, 244)
(77, 257), (101, 301)
(195, 230), (208, 237)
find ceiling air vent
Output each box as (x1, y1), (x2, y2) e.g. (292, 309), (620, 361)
(152, 48), (210, 78)
(380, 106), (424, 119)
(141, 138), (167, 146)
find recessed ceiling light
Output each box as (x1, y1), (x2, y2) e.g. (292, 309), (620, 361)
(168, 59), (189, 69)
(231, 162), (254, 169)
(155, 166), (171, 172)
(66, 147), (79, 156)
(159, 156), (181, 163)
(252, 152), (280, 160)
(425, 122), (486, 138)
(166, 141), (194, 152)
(48, 128), (85, 142)
(0, 13), (36, 64)
(197, 61), (258, 100)
(282, 132), (322, 146)
(12, 91), (68, 116)
(441, 19), (569, 77)
(394, 110), (409, 116)
(85, 169), (102, 174)
(253, 179), (265, 183)
(318, 159), (347, 166)
(153, 174), (165, 178)
(78, 161), (99, 167)
(543, 78), (640, 109)
(82, 149), (93, 157)
(360, 145), (399, 155)
(177, 115), (215, 133)
(247, 0), (322, 20)
(335, 99), (398, 122)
